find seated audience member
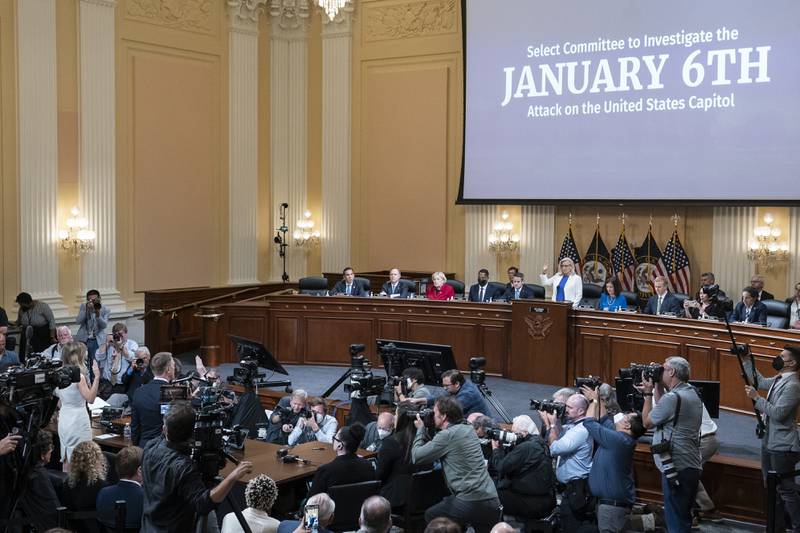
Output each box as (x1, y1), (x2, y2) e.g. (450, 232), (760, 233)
(540, 258), (583, 308)
(363, 412), (396, 452)
(502, 273), (535, 301)
(221, 474), (280, 533)
(490, 523), (517, 533)
(131, 351), (175, 448)
(62, 441), (109, 533)
(697, 272), (727, 300)
(750, 274), (774, 301)
(539, 394), (593, 531)
(381, 268), (410, 298)
(490, 415), (555, 520)
(426, 272), (455, 301)
(643, 276), (683, 315)
(277, 493), (336, 533)
(0, 333), (19, 372)
(581, 386), (645, 533)
(468, 269), (499, 302)
(432, 369), (489, 417)
(288, 397), (338, 445)
(122, 346), (153, 402)
(598, 278), (627, 312)
(265, 389), (308, 444)
(425, 517), (462, 533)
(412, 396), (499, 533)
(394, 367), (431, 405)
(730, 287), (768, 325)
(330, 267), (365, 297)
(19, 430), (61, 532)
(789, 282), (800, 330)
(505, 267), (519, 292)
(377, 403), (428, 510)
(308, 423), (376, 497)
(42, 326), (73, 361)
(96, 445), (144, 531)
(358, 496), (393, 533)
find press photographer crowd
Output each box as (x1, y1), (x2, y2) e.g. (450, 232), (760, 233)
(1, 289), (799, 533)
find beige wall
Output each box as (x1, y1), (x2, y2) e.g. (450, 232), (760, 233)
(0, 0), (17, 311)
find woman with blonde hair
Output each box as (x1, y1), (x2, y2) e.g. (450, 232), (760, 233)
(55, 341), (100, 467)
(540, 257), (583, 308)
(62, 440), (108, 532)
(426, 272), (455, 301)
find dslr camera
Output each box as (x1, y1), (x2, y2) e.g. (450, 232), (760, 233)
(92, 298), (102, 310)
(619, 363), (664, 384)
(404, 407), (435, 428)
(486, 427), (518, 445)
(530, 399), (566, 418)
(574, 376), (603, 389)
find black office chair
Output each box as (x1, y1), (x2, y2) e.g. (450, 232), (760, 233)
(488, 281), (507, 299)
(298, 276), (329, 295)
(763, 299), (791, 329)
(103, 451), (119, 485)
(673, 293), (690, 309)
(399, 279), (416, 295)
(582, 283), (603, 299)
(354, 277), (372, 295)
(393, 469), (451, 532)
(621, 290), (640, 311)
(580, 297), (600, 309)
(327, 480), (381, 532)
(446, 279), (466, 298)
(527, 283), (545, 299)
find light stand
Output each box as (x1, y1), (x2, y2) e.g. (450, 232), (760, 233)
(274, 203), (290, 283)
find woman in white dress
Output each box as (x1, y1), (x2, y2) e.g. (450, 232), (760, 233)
(55, 341), (100, 467)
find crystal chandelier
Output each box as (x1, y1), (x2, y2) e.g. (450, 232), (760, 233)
(294, 210), (321, 248)
(488, 211), (520, 256)
(318, 0), (348, 20)
(58, 206), (96, 258)
(747, 212), (789, 272)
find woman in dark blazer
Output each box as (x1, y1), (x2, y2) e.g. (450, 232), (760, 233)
(308, 423), (375, 497)
(376, 403), (431, 510)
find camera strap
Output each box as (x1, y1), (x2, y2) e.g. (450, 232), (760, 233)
(656, 391), (682, 437)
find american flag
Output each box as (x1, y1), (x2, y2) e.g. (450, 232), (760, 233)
(663, 229), (691, 294)
(635, 228), (670, 296)
(558, 227), (582, 275)
(611, 230), (637, 291)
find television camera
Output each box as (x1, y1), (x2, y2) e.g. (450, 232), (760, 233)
(343, 345), (387, 398)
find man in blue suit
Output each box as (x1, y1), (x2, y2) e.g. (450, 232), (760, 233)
(468, 269), (498, 302)
(380, 268), (410, 298)
(730, 287), (768, 324)
(330, 267), (366, 296)
(0, 333), (19, 372)
(502, 273), (535, 301)
(131, 351), (175, 448)
(97, 445), (144, 530)
(643, 276), (683, 315)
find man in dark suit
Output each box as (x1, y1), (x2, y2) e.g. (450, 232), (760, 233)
(730, 287), (768, 324)
(97, 445), (144, 530)
(380, 268), (410, 298)
(330, 267), (366, 297)
(502, 273), (535, 301)
(131, 351), (175, 448)
(744, 346), (800, 531)
(468, 269), (498, 302)
(505, 266), (519, 292)
(643, 276), (683, 315)
(750, 275), (775, 301)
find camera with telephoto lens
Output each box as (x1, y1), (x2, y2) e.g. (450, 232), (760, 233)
(650, 437), (680, 487)
(92, 299), (102, 310)
(343, 345), (387, 398)
(486, 427), (518, 445)
(618, 363), (664, 384)
(469, 356), (487, 385)
(388, 376), (410, 396)
(574, 376), (603, 390)
(530, 399), (566, 418)
(404, 407), (435, 428)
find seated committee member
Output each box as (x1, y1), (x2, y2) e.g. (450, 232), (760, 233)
(468, 269), (498, 302)
(730, 287), (768, 325)
(684, 285), (725, 320)
(643, 276), (683, 315)
(426, 272), (455, 300)
(750, 275), (774, 301)
(598, 278), (627, 311)
(505, 266), (519, 292)
(540, 258), (583, 308)
(380, 268), (411, 298)
(697, 272), (727, 300)
(330, 267), (366, 296)
(502, 272), (535, 301)
(790, 282), (800, 329)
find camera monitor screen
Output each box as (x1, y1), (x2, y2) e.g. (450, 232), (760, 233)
(376, 339), (457, 386)
(228, 334), (288, 375)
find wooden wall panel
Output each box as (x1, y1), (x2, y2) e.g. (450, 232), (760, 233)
(377, 319), (402, 340)
(229, 317), (267, 347)
(686, 344), (714, 380)
(406, 320), (480, 371)
(306, 318), (374, 364)
(578, 334), (606, 380)
(481, 326), (508, 376)
(609, 337), (679, 374)
(273, 316), (301, 364)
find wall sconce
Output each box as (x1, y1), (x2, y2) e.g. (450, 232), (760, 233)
(58, 206), (96, 258)
(293, 210), (320, 248)
(488, 211), (519, 256)
(748, 212), (789, 271)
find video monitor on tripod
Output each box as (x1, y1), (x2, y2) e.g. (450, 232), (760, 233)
(376, 339), (457, 386)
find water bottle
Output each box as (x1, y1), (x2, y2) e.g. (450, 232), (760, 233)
(123, 423), (131, 442)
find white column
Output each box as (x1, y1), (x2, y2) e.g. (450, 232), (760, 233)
(78, 0), (125, 311)
(269, 2), (309, 281)
(712, 206), (756, 295)
(17, 0), (68, 318)
(321, 5), (353, 273)
(520, 205), (555, 281)
(464, 205), (495, 281)
(227, 0), (264, 284)
(788, 207), (800, 288)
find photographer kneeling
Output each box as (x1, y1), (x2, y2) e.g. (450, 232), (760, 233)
(141, 400), (253, 531)
(489, 415), (555, 521)
(265, 390), (308, 444)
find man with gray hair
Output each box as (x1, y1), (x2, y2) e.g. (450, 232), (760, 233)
(641, 356), (702, 533)
(552, 387), (575, 405)
(358, 495), (392, 533)
(42, 325), (72, 361)
(276, 492), (336, 533)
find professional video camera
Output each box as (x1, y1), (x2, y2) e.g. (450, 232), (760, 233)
(190, 405), (247, 481)
(618, 363), (664, 384)
(229, 357), (263, 388)
(469, 356), (487, 385)
(574, 376), (603, 390)
(196, 386), (237, 410)
(100, 406), (125, 433)
(530, 399), (566, 418)
(343, 345), (387, 398)
(0, 357), (80, 407)
(486, 427), (518, 446)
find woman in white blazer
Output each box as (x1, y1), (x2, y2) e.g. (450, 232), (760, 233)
(539, 257), (583, 308)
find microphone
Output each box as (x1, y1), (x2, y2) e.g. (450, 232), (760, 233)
(281, 202), (289, 208)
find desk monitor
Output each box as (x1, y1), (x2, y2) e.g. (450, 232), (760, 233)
(376, 339), (457, 387)
(689, 380), (721, 419)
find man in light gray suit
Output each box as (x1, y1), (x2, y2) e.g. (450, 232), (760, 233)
(744, 345), (800, 531)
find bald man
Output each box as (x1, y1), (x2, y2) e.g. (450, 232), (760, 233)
(380, 269), (410, 298)
(362, 412), (396, 452)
